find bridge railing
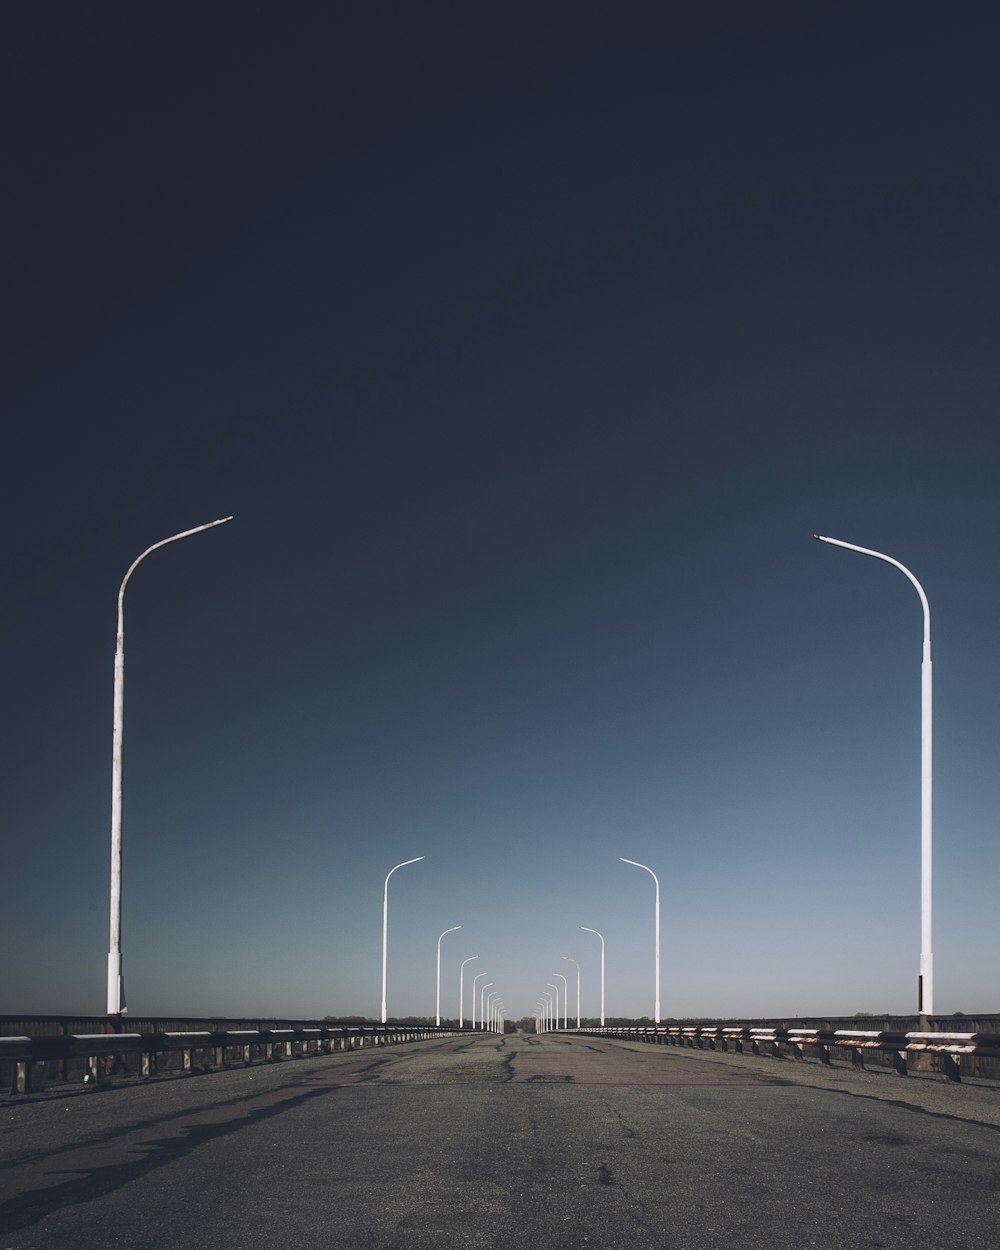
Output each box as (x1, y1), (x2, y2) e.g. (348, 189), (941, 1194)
(569, 1023), (1000, 1082)
(1, 1018), (476, 1095)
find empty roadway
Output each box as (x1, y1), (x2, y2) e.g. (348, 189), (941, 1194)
(3, 1031), (999, 1248)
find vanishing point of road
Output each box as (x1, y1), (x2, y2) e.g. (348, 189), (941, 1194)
(3, 1031), (999, 1248)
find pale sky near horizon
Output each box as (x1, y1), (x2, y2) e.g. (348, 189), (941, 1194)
(4, 4), (999, 1023)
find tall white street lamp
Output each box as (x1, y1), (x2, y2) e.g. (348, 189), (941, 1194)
(541, 991), (554, 1032)
(107, 516), (233, 1015)
(459, 955), (479, 1027)
(562, 956), (581, 1028)
(620, 858), (660, 1023)
(581, 926), (605, 1026)
(551, 972), (569, 1029)
(472, 972), (488, 1027)
(435, 926), (462, 1026)
(480, 982), (494, 1030)
(381, 856), (425, 1023)
(547, 982), (560, 1030)
(486, 991), (498, 1031)
(814, 533), (934, 1017)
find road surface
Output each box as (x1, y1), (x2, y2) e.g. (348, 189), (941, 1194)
(3, 1031), (999, 1247)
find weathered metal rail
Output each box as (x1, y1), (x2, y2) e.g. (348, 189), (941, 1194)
(570, 1023), (1000, 1082)
(2, 1019), (475, 1095)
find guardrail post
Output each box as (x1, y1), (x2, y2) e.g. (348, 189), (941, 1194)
(14, 1060), (33, 1095)
(940, 1052), (961, 1082)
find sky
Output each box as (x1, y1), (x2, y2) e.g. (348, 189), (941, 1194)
(3, 3), (999, 1024)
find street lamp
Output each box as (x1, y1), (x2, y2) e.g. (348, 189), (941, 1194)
(472, 972), (488, 1027)
(459, 955), (479, 1027)
(381, 856), (425, 1023)
(620, 858), (660, 1023)
(551, 971), (568, 1029)
(107, 516), (233, 1015)
(581, 927), (605, 1026)
(480, 982), (494, 1030)
(547, 982), (560, 1030)
(814, 533), (934, 1017)
(435, 926), (461, 1026)
(562, 956), (581, 1028)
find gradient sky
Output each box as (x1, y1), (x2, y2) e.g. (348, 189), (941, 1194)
(4, 5), (999, 1023)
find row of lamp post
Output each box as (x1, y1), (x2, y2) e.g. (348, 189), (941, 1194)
(108, 527), (934, 1022)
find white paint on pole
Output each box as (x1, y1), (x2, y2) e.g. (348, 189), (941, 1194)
(551, 972), (568, 1029)
(472, 972), (488, 1028)
(620, 858), (661, 1023)
(459, 955), (479, 1027)
(814, 533), (934, 1016)
(480, 982), (493, 1031)
(547, 982), (560, 1030)
(563, 956), (581, 1028)
(381, 856), (425, 1023)
(435, 926), (461, 1026)
(581, 927), (605, 1026)
(107, 516), (233, 1016)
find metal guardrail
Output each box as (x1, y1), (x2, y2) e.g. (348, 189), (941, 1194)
(2, 1021), (475, 1095)
(570, 1024), (1000, 1082)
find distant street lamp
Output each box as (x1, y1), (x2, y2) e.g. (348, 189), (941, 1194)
(472, 972), (488, 1027)
(551, 972), (569, 1029)
(581, 927), (605, 1026)
(435, 926), (462, 1026)
(107, 516), (233, 1016)
(547, 982), (560, 1030)
(562, 956), (581, 1028)
(814, 533), (934, 1017)
(620, 858), (660, 1023)
(381, 856), (425, 1023)
(459, 955), (479, 1027)
(480, 982), (494, 1031)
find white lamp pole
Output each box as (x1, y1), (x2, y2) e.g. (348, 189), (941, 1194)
(620, 858), (660, 1023)
(551, 972), (569, 1029)
(480, 982), (494, 1030)
(814, 533), (934, 1017)
(581, 927), (605, 1026)
(562, 956), (581, 1028)
(107, 516), (233, 1016)
(472, 972), (488, 1027)
(547, 982), (560, 1030)
(435, 926), (462, 1026)
(381, 856), (425, 1023)
(486, 991), (498, 1031)
(459, 955), (479, 1027)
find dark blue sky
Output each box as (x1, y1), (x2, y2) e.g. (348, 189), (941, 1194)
(4, 4), (999, 1022)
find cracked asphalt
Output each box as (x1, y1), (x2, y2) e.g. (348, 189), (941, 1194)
(3, 1032), (999, 1248)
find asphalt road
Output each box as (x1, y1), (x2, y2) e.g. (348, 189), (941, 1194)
(3, 1032), (1000, 1248)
